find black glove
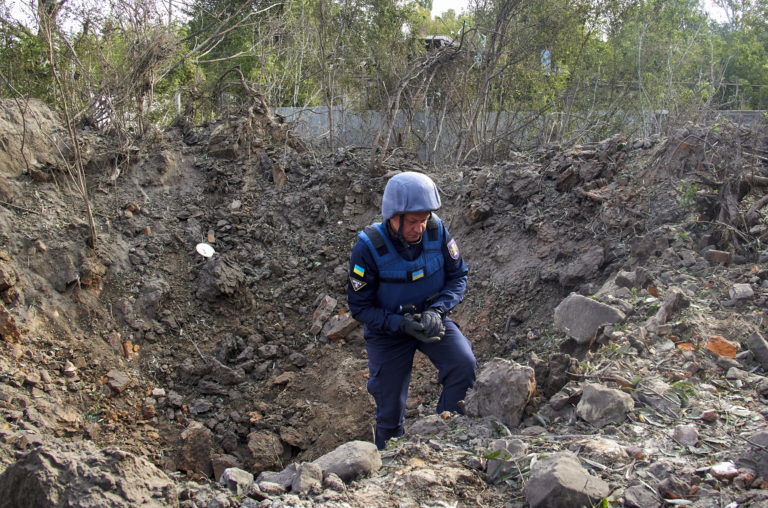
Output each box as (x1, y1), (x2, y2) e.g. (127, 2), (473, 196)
(420, 309), (445, 338)
(399, 314), (441, 344)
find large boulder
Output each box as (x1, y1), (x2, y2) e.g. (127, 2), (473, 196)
(312, 441), (381, 483)
(463, 358), (535, 428)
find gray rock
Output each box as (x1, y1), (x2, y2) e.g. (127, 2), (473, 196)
(729, 283), (754, 300)
(219, 467), (254, 496)
(291, 462), (323, 494)
(463, 358), (535, 428)
(211, 454), (241, 482)
(737, 431), (768, 478)
(257, 481), (286, 496)
(322, 472), (346, 492)
(623, 483), (661, 508)
(0, 439), (177, 507)
(633, 379), (681, 418)
(523, 451), (610, 508)
(256, 463), (299, 489)
(407, 414), (450, 437)
(178, 422), (214, 478)
(559, 246), (605, 287)
(672, 424), (699, 446)
(747, 332), (768, 370)
(135, 277), (168, 319)
(196, 256), (244, 301)
(576, 383), (634, 427)
(312, 441), (381, 483)
(554, 294), (625, 344)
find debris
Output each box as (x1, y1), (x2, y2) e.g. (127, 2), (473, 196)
(523, 451), (610, 508)
(310, 295), (337, 335)
(463, 358), (536, 427)
(729, 283), (754, 301)
(311, 441), (381, 483)
(553, 293), (625, 344)
(706, 336), (739, 358)
(576, 383), (634, 427)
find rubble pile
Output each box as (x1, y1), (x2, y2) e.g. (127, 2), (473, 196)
(0, 97), (767, 507)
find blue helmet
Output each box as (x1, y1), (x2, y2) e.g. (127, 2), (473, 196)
(381, 172), (441, 219)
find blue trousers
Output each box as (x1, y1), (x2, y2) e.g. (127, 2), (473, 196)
(365, 319), (476, 450)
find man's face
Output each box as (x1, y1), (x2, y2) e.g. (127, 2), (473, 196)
(392, 212), (431, 243)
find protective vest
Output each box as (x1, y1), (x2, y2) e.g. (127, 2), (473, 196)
(358, 215), (445, 313)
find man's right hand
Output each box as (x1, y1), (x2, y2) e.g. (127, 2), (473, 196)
(399, 314), (442, 343)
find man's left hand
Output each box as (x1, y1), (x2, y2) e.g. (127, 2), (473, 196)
(420, 309), (445, 338)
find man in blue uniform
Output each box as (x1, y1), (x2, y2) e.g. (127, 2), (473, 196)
(347, 171), (477, 450)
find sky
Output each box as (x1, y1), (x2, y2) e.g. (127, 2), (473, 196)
(431, 0), (728, 22)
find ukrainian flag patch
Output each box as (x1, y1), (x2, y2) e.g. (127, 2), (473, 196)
(412, 269), (425, 281)
(353, 264), (365, 278)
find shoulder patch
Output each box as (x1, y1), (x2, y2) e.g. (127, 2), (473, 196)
(352, 264), (365, 278)
(447, 238), (460, 260)
(350, 277), (367, 291)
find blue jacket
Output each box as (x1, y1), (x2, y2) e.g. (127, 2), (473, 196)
(347, 215), (468, 336)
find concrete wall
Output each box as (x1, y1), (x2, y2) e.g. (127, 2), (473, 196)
(275, 106), (767, 163)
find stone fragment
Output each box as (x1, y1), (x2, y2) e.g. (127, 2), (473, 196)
(322, 472), (346, 492)
(247, 431), (285, 474)
(0, 261), (17, 291)
(219, 467), (254, 495)
(211, 454), (241, 482)
(645, 288), (689, 331)
(463, 358), (536, 428)
(256, 463), (299, 490)
(704, 249), (731, 263)
(623, 483), (660, 508)
(196, 256), (244, 301)
(291, 462), (323, 494)
(0, 302), (20, 342)
(747, 332), (768, 370)
(576, 383), (634, 427)
(710, 461), (739, 480)
(737, 431), (768, 479)
(672, 424), (699, 446)
(0, 439), (177, 507)
(312, 441), (381, 483)
(706, 335), (739, 358)
(257, 481), (286, 495)
(523, 451), (610, 508)
(106, 370), (131, 393)
(577, 437), (626, 463)
(310, 295), (337, 335)
(322, 312), (360, 340)
(407, 414), (450, 437)
(554, 294), (625, 344)
(729, 283), (754, 300)
(634, 379), (681, 418)
(178, 422), (213, 478)
(558, 246), (605, 287)
(657, 475), (690, 499)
